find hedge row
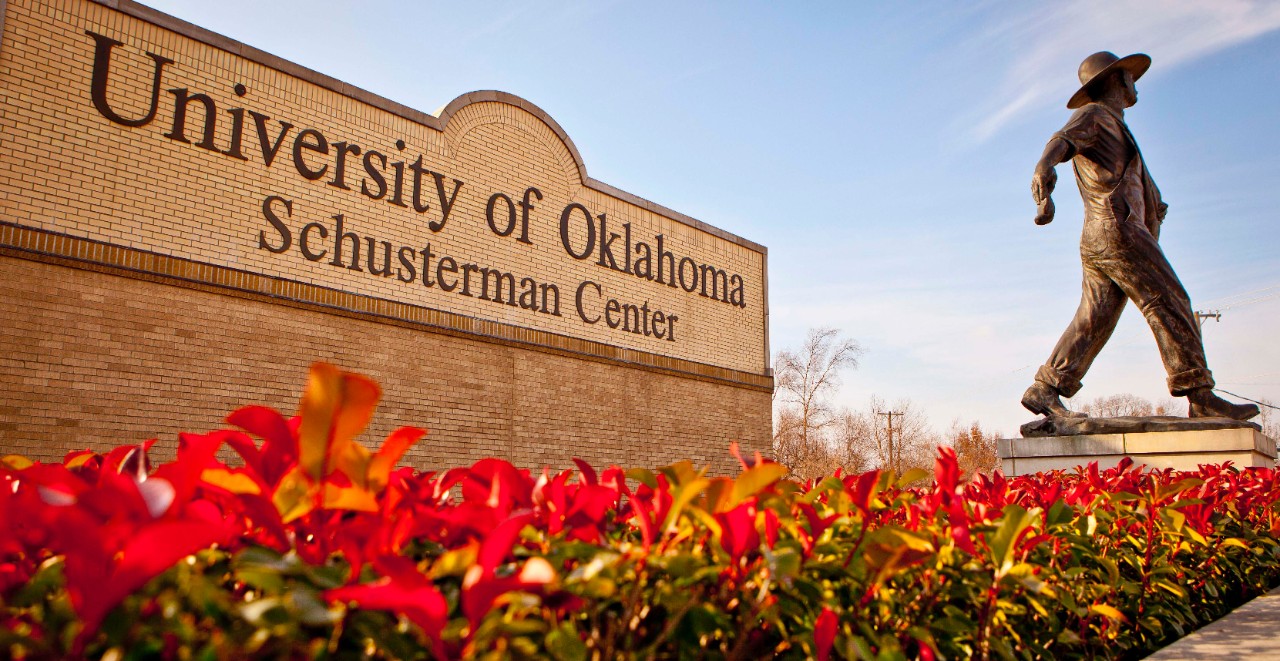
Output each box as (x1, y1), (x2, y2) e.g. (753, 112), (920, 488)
(2, 363), (1278, 659)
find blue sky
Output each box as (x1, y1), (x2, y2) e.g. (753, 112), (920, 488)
(144, 0), (1280, 436)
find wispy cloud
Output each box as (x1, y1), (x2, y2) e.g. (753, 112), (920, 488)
(448, 0), (625, 55)
(965, 0), (1280, 143)
(451, 6), (532, 49)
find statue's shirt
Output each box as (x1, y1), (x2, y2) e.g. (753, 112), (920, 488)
(1054, 103), (1164, 233)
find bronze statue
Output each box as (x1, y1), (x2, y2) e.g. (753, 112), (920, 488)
(1022, 51), (1259, 422)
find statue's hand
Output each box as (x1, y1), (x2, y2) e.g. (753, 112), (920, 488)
(1034, 197), (1055, 226)
(1032, 167), (1056, 225)
(1031, 167), (1057, 204)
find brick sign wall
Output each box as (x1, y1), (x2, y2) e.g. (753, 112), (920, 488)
(0, 0), (772, 473)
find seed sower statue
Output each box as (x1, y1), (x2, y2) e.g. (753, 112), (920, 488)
(1021, 51), (1259, 422)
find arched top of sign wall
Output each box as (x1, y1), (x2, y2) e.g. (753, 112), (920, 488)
(435, 91), (587, 190)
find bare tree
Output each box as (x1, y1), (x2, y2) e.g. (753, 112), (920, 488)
(948, 420), (999, 479)
(773, 328), (863, 478)
(1154, 397), (1186, 417)
(861, 396), (936, 476)
(1080, 393), (1154, 418)
(771, 407), (819, 476)
(831, 408), (875, 474)
(1257, 399), (1279, 452)
(773, 406), (863, 481)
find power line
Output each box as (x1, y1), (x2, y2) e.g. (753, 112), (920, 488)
(1202, 284), (1280, 311)
(1222, 291), (1280, 311)
(1213, 389), (1279, 411)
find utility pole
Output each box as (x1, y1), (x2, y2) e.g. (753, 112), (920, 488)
(876, 410), (903, 474)
(1194, 310), (1221, 327)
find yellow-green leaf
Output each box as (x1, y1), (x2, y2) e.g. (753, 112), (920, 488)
(322, 483), (379, 512)
(687, 506), (724, 541)
(431, 545), (479, 579)
(700, 477), (733, 513)
(896, 468), (930, 487)
(1163, 508), (1186, 532)
(1153, 579), (1186, 598)
(296, 362), (381, 481)
(1089, 603), (1127, 622)
(1157, 478), (1203, 501)
(625, 468), (657, 489)
(201, 468), (262, 495)
(332, 439), (372, 489)
(662, 477), (709, 534)
(273, 466), (316, 523)
(660, 460), (705, 487)
(1, 454), (33, 470)
(367, 426), (425, 492)
(64, 453), (94, 470)
(725, 463), (789, 511)
(990, 504), (1033, 577)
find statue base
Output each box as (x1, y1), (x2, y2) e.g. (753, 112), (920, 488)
(1020, 415), (1260, 438)
(998, 426), (1275, 477)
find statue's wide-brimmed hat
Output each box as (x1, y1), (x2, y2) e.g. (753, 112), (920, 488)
(1067, 51), (1151, 109)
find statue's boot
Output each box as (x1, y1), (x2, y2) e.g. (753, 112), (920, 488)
(1187, 388), (1260, 421)
(1021, 381), (1087, 419)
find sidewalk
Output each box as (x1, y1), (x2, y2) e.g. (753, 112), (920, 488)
(1147, 587), (1280, 659)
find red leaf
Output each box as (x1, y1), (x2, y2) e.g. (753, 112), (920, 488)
(729, 441), (753, 470)
(220, 430), (265, 477)
(237, 490), (290, 550)
(572, 457), (598, 486)
(458, 459), (534, 513)
(815, 607), (837, 661)
(327, 576), (448, 658)
(75, 518), (225, 640)
(564, 485), (617, 525)
(462, 557), (557, 630)
(764, 508), (780, 549)
(849, 470), (880, 515)
(228, 405), (294, 447)
(228, 405), (297, 484)
(478, 513), (533, 573)
(935, 446), (960, 495)
(176, 431), (228, 468)
(716, 503), (759, 562)
(565, 479), (619, 543)
(620, 481), (655, 550)
(102, 443), (142, 474)
(20, 464), (89, 504)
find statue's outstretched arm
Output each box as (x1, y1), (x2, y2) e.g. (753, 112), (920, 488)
(1032, 137), (1072, 225)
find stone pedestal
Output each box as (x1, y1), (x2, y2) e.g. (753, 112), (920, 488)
(998, 427), (1275, 477)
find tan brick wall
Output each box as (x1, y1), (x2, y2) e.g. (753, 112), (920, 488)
(0, 256), (772, 474)
(0, 0), (769, 375)
(0, 0), (773, 473)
